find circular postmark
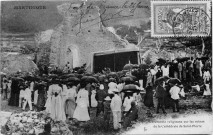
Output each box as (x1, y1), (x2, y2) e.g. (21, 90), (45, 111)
(171, 7), (211, 46)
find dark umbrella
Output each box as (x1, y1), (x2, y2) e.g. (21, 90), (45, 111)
(81, 76), (98, 83)
(199, 57), (209, 61)
(49, 74), (58, 78)
(121, 76), (133, 82)
(60, 74), (76, 79)
(107, 72), (118, 78)
(168, 78), (181, 85)
(66, 77), (80, 82)
(93, 74), (100, 79)
(98, 75), (107, 82)
(117, 71), (124, 77)
(74, 73), (83, 79)
(176, 57), (190, 62)
(126, 75), (137, 81)
(132, 64), (139, 69)
(84, 72), (93, 76)
(139, 64), (149, 69)
(158, 58), (167, 64)
(155, 76), (170, 85)
(121, 84), (140, 93)
(24, 76), (40, 81)
(123, 64), (133, 70)
(109, 77), (116, 82)
(12, 77), (24, 81)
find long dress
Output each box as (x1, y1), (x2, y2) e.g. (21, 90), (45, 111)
(73, 88), (90, 121)
(64, 87), (77, 118)
(61, 84), (68, 108)
(203, 84), (211, 96)
(37, 89), (46, 111)
(91, 90), (98, 107)
(45, 86), (52, 113)
(8, 80), (20, 107)
(144, 86), (154, 108)
(47, 84), (66, 121)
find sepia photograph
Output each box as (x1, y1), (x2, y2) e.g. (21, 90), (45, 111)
(0, 0), (212, 135)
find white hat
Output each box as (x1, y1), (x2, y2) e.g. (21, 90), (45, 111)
(112, 88), (119, 93)
(99, 84), (104, 90)
(105, 96), (111, 101)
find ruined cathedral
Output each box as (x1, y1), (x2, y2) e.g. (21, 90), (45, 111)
(49, 2), (138, 70)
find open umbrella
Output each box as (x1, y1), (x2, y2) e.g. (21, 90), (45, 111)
(23, 76), (38, 81)
(121, 76), (133, 82)
(49, 74), (58, 78)
(168, 78), (181, 85)
(155, 76), (170, 85)
(98, 75), (107, 82)
(107, 72), (118, 78)
(60, 74), (75, 79)
(158, 58), (167, 64)
(121, 84), (140, 93)
(81, 76), (98, 83)
(176, 57), (190, 62)
(109, 77), (116, 82)
(139, 64), (149, 70)
(199, 57), (209, 61)
(132, 64), (139, 69)
(126, 75), (137, 81)
(123, 64), (133, 70)
(84, 72), (93, 76)
(12, 77), (24, 81)
(66, 77), (80, 82)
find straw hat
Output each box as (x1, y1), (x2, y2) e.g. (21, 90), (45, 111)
(104, 96), (111, 101)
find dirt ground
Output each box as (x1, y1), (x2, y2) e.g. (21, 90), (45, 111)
(1, 95), (212, 135)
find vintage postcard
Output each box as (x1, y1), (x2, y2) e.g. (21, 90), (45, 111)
(0, 0), (212, 135)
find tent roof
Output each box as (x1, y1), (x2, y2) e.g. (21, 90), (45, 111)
(92, 47), (140, 56)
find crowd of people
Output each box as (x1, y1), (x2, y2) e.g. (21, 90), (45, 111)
(0, 57), (212, 131)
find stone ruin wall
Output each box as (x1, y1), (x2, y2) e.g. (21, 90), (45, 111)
(49, 2), (124, 69)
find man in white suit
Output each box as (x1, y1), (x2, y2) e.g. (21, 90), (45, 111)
(110, 89), (122, 130)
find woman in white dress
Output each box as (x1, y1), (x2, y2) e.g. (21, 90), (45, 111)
(45, 85), (52, 113)
(73, 82), (90, 121)
(64, 83), (77, 119)
(46, 80), (66, 121)
(203, 81), (211, 97)
(91, 89), (98, 107)
(61, 83), (68, 108)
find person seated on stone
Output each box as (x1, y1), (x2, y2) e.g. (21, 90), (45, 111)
(122, 101), (138, 129)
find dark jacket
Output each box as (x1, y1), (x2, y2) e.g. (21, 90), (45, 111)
(95, 90), (107, 101)
(144, 86), (154, 107)
(155, 85), (166, 98)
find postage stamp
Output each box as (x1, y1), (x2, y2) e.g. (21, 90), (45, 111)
(151, 0), (211, 37)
